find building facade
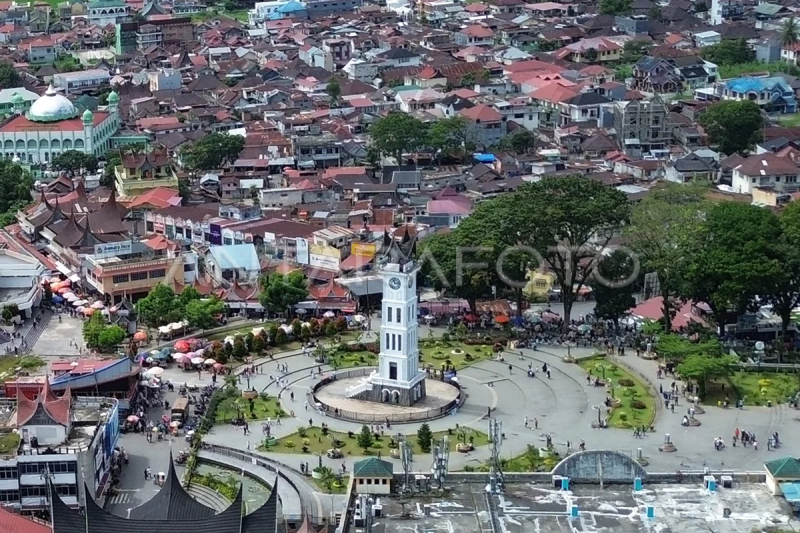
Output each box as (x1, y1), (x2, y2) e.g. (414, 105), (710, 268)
(0, 87), (120, 164)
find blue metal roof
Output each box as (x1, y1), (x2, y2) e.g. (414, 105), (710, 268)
(780, 482), (800, 503)
(725, 76), (790, 93)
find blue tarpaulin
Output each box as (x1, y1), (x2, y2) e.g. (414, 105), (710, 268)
(780, 483), (800, 503)
(473, 153), (496, 163)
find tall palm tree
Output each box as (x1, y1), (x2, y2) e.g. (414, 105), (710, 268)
(783, 17), (799, 47)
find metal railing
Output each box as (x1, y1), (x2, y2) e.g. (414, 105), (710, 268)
(200, 442), (307, 522)
(310, 369), (464, 423)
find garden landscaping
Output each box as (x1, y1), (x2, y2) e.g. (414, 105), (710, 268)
(704, 371), (800, 407)
(578, 356), (656, 430)
(259, 425), (489, 456)
(214, 389), (286, 423)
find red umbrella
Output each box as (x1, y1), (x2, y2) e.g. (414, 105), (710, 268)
(464, 314), (479, 323)
(495, 314), (510, 324)
(134, 331), (147, 341)
(174, 340), (190, 353)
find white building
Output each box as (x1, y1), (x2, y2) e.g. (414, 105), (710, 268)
(149, 68), (181, 91)
(52, 70), (111, 95)
(248, 0), (289, 24)
(86, 0), (131, 26)
(0, 249), (44, 318)
(694, 30), (722, 48)
(343, 58), (378, 83)
(0, 86), (120, 164)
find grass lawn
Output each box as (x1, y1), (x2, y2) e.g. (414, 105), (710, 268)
(259, 426), (489, 456)
(779, 114), (800, 127)
(578, 356), (656, 429)
(214, 389), (285, 423)
(474, 444), (558, 473)
(0, 355), (43, 382)
(705, 371), (800, 406)
(0, 432), (20, 455)
(418, 339), (494, 370)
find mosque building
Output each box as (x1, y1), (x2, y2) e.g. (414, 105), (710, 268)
(0, 86), (120, 164)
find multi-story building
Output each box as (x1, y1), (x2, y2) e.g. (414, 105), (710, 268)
(52, 69), (110, 95)
(114, 147), (180, 197)
(0, 380), (120, 513)
(610, 96), (671, 156)
(86, 0), (130, 26)
(710, 0), (744, 25)
(0, 248), (44, 318)
(115, 17), (193, 54)
(305, 0), (361, 17)
(459, 104), (507, 148)
(293, 133), (343, 169)
(83, 239), (191, 300)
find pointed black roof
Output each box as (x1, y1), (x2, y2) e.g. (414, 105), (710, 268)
(128, 452), (216, 521)
(241, 477), (279, 533)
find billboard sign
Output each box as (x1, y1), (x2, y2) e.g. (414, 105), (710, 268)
(93, 241), (132, 259)
(209, 224), (222, 245)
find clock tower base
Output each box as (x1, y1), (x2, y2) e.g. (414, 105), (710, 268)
(351, 376), (427, 407)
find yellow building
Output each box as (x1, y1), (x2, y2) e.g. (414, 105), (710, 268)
(114, 146), (179, 197)
(524, 270), (556, 301)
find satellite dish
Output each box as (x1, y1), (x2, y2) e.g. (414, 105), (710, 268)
(755, 341), (765, 351)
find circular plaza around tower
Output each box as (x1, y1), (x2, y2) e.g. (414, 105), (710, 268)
(311, 371), (461, 422)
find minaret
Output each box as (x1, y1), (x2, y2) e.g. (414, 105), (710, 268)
(82, 109), (94, 156)
(11, 92), (23, 115)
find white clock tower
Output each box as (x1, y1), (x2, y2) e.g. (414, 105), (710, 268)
(356, 231), (427, 406)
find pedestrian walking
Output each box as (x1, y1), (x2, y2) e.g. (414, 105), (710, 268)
(534, 418), (538, 429)
(524, 416), (528, 428)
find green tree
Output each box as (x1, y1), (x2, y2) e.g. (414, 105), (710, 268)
(369, 112), (428, 167)
(590, 250), (637, 331)
(507, 177), (630, 329)
(622, 39), (650, 63)
(416, 422), (433, 453)
(52, 150), (97, 176)
(656, 334), (721, 363)
(461, 72), (476, 86)
(326, 77), (341, 104)
(499, 129), (537, 154)
(681, 202), (782, 331)
(259, 271), (307, 316)
(697, 100), (763, 155)
(357, 424), (374, 452)
(0, 159), (33, 227)
(427, 115), (473, 161)
(181, 132), (245, 171)
(417, 230), (493, 313)
(252, 332), (265, 353)
(626, 182), (708, 331)
(102, 150), (121, 187)
(186, 297), (224, 330)
(232, 336), (248, 360)
(782, 17), (799, 47)
(97, 325), (126, 350)
(599, 0), (631, 15)
(583, 47), (599, 63)
(762, 202), (800, 346)
(54, 55), (82, 72)
(136, 283), (184, 327)
(275, 328), (288, 345)
(677, 354), (738, 399)
(82, 312), (106, 348)
(701, 38), (754, 65)
(179, 285), (202, 304)
(0, 63), (21, 89)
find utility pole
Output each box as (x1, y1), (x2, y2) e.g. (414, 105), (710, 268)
(487, 418), (504, 494)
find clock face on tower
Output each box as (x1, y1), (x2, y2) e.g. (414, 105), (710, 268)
(389, 277), (401, 290)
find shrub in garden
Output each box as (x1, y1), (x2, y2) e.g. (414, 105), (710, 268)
(618, 378), (635, 387)
(630, 400), (646, 410)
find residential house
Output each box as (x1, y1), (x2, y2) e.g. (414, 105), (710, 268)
(715, 76), (797, 114)
(28, 38), (57, 64)
(343, 59), (379, 83)
(632, 56), (682, 93)
(395, 88), (445, 112)
(611, 96), (671, 156)
(664, 153), (716, 183)
(460, 104), (506, 147)
(731, 153), (799, 195)
(694, 31), (721, 48)
(455, 25), (494, 47)
(559, 91), (611, 126)
(555, 37), (622, 63)
(374, 47), (421, 69)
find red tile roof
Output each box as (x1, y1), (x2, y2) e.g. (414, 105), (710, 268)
(460, 103), (502, 122)
(0, 506), (50, 533)
(460, 25), (493, 38)
(0, 112), (110, 133)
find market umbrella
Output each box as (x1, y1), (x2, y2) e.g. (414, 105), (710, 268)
(158, 326), (171, 335)
(213, 363), (223, 370)
(152, 352), (167, 361)
(75, 306), (86, 313)
(190, 357), (204, 365)
(57, 287), (71, 294)
(145, 367), (164, 377)
(91, 301), (105, 309)
(170, 421), (181, 428)
(204, 358), (216, 365)
(173, 353), (188, 363)
(174, 340), (190, 352)
(134, 331), (147, 341)
(577, 324), (592, 333)
(145, 357), (154, 364)
(84, 308), (95, 316)
(295, 308), (307, 315)
(323, 311), (335, 318)
(352, 314), (365, 322)
(126, 415), (139, 423)
(495, 314), (510, 324)
(73, 299), (88, 306)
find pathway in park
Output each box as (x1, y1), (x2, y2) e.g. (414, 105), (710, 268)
(157, 318), (796, 478)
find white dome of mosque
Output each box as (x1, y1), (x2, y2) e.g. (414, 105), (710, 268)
(27, 85), (78, 123)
